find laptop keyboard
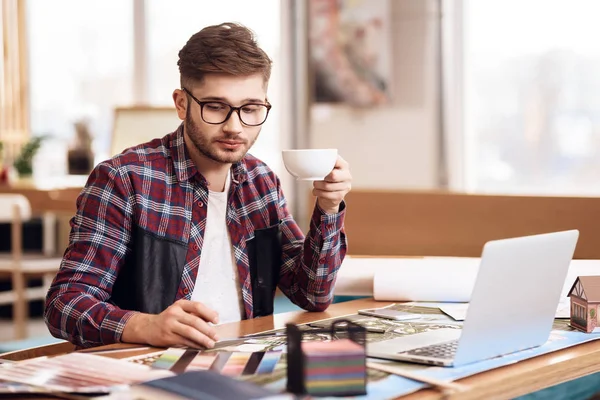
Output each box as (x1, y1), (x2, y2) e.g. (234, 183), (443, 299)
(402, 340), (459, 359)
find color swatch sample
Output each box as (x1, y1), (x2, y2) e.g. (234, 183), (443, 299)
(301, 339), (366, 396)
(171, 350), (201, 374)
(255, 350), (282, 375)
(149, 348), (282, 376)
(220, 352), (252, 377)
(151, 347), (187, 370)
(0, 353), (173, 393)
(209, 352), (232, 372)
(242, 352), (265, 375)
(186, 353), (219, 371)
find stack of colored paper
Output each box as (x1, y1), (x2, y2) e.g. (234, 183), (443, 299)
(301, 339), (366, 396)
(0, 353), (173, 393)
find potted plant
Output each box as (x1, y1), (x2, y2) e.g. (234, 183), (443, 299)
(13, 136), (46, 180)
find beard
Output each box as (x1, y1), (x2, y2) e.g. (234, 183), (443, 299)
(184, 107), (258, 164)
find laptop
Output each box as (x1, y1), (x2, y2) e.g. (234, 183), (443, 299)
(366, 230), (579, 367)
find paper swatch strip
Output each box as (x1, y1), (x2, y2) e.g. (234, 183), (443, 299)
(151, 349), (282, 376)
(151, 347), (187, 370)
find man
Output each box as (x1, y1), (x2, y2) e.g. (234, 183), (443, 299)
(44, 22), (351, 349)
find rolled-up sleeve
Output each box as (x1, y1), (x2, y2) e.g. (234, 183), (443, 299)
(276, 178), (347, 311)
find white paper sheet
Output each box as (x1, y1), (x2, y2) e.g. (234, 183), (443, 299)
(333, 256), (390, 296)
(437, 303), (468, 320)
(372, 257), (481, 302)
(439, 298), (571, 321)
(336, 257), (600, 308)
(335, 256), (481, 298)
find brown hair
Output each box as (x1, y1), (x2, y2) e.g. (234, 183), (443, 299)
(177, 22), (272, 88)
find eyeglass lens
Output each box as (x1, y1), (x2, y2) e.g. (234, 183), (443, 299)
(202, 102), (268, 125)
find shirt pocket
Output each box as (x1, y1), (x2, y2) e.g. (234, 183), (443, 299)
(246, 222), (282, 317)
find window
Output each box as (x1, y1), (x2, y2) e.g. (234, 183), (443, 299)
(27, 0), (134, 165)
(27, 0), (284, 177)
(460, 0), (600, 194)
(573, 303), (586, 321)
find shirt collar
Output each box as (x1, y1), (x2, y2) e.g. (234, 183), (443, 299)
(170, 123), (249, 185)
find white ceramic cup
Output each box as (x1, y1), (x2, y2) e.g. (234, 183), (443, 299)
(282, 149), (338, 181)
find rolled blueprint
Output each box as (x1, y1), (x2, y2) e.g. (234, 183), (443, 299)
(334, 256), (481, 302)
(372, 258), (480, 302)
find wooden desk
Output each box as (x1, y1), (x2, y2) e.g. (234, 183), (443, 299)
(2, 299), (600, 399)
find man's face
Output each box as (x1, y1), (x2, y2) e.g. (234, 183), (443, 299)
(175, 73), (268, 165)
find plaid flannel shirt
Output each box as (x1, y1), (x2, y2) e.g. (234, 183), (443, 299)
(44, 126), (347, 348)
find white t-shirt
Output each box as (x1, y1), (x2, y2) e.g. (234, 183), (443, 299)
(191, 171), (245, 323)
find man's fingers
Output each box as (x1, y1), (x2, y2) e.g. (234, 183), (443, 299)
(178, 300), (219, 324)
(172, 322), (216, 349)
(313, 181), (350, 192)
(323, 168), (351, 183)
(178, 312), (219, 341)
(177, 335), (207, 349)
(312, 188), (347, 201)
(334, 155), (349, 169)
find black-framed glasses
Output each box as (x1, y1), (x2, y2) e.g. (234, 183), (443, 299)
(183, 87), (271, 126)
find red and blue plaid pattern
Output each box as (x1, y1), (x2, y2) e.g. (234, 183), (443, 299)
(44, 125), (347, 348)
